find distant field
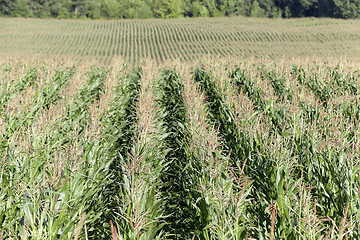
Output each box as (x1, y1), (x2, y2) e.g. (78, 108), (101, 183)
(1, 17), (360, 65)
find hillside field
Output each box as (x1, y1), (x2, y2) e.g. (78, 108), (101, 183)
(1, 17), (360, 65)
(1, 17), (360, 239)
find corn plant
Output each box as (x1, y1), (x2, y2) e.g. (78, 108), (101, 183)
(291, 64), (333, 106)
(91, 70), (142, 238)
(0, 66), (39, 118)
(32, 66), (75, 112)
(0, 66), (108, 238)
(193, 66), (246, 168)
(154, 70), (207, 239)
(1, 60), (359, 239)
(14, 67), (38, 93)
(328, 64), (358, 96)
(195, 66), (327, 239)
(230, 68), (266, 110)
(260, 67), (293, 101)
(195, 66), (283, 238)
(0, 65), (75, 163)
(231, 68), (291, 136)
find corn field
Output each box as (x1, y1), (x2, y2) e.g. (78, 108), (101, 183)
(0, 58), (360, 239)
(1, 17), (360, 65)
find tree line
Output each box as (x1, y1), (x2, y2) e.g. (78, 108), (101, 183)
(1, 0), (359, 19)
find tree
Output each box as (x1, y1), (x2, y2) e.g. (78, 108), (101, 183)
(256, 0), (280, 17)
(11, 0), (32, 17)
(0, 0), (13, 15)
(333, 0), (360, 18)
(1, 0), (360, 19)
(50, 0), (72, 18)
(152, 0), (182, 18)
(251, 0), (267, 17)
(101, 0), (120, 18)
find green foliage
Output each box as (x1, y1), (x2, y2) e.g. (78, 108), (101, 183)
(154, 70), (207, 239)
(0, 65), (109, 238)
(193, 66), (255, 238)
(2, 0), (359, 18)
(0, 66), (38, 118)
(1, 61), (360, 238)
(231, 68), (267, 109)
(97, 70), (141, 234)
(64, 66), (107, 135)
(15, 67), (38, 93)
(29, 66), (75, 118)
(262, 69), (293, 101)
(333, 0), (360, 18)
(194, 67), (245, 167)
(251, 0), (267, 17)
(231, 68), (289, 135)
(152, 0), (183, 18)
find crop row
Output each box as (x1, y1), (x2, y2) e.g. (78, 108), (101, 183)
(1, 61), (360, 239)
(2, 18), (360, 64)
